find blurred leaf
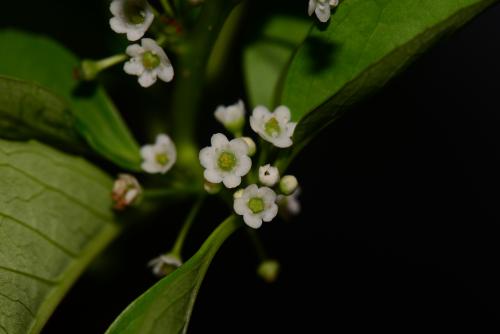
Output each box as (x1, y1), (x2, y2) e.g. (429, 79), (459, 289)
(0, 139), (119, 334)
(281, 0), (499, 151)
(105, 216), (241, 334)
(0, 75), (86, 152)
(0, 29), (142, 170)
(243, 15), (311, 108)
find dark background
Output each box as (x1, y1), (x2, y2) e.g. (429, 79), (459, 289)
(2, 1), (500, 332)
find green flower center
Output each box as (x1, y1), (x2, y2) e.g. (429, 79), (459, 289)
(142, 51), (161, 70)
(124, 2), (146, 25)
(248, 197), (265, 214)
(155, 152), (169, 166)
(217, 151), (237, 171)
(264, 117), (281, 137)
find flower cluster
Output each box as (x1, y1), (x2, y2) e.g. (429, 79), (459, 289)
(110, 0), (174, 87)
(199, 101), (300, 229)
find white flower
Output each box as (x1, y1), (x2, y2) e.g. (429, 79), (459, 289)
(259, 164), (280, 187)
(141, 134), (177, 174)
(124, 38), (174, 87)
(250, 105), (297, 148)
(214, 100), (245, 134)
(148, 254), (183, 277)
(277, 188), (301, 216)
(279, 175), (298, 195)
(110, 0), (154, 41)
(234, 184), (278, 229)
(308, 0), (339, 23)
(199, 133), (252, 188)
(111, 174), (142, 210)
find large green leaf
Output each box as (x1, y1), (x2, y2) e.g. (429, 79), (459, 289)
(281, 0), (498, 149)
(0, 75), (85, 152)
(0, 29), (141, 170)
(0, 139), (119, 334)
(106, 216), (241, 334)
(243, 15), (311, 108)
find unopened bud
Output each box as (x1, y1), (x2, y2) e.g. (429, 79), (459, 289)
(279, 175), (298, 195)
(112, 174), (142, 210)
(241, 137), (256, 156)
(257, 259), (280, 283)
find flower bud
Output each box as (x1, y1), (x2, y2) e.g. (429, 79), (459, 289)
(241, 137), (256, 156)
(257, 259), (280, 283)
(204, 180), (221, 194)
(279, 175), (298, 195)
(259, 164), (280, 187)
(112, 174), (142, 210)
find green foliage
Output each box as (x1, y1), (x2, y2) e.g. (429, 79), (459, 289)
(0, 139), (119, 334)
(106, 216), (241, 334)
(0, 75), (85, 152)
(0, 30), (142, 170)
(281, 0), (499, 151)
(243, 15), (311, 108)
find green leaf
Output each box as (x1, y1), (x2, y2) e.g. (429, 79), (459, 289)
(243, 15), (311, 108)
(106, 216), (241, 334)
(0, 139), (119, 334)
(0, 75), (86, 152)
(281, 0), (499, 148)
(0, 29), (142, 170)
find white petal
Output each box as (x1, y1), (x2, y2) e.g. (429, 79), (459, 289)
(330, 0), (339, 7)
(142, 38), (161, 53)
(138, 71), (157, 87)
(124, 59), (144, 75)
(204, 169), (223, 183)
(223, 174), (241, 188)
(229, 138), (248, 155)
(126, 44), (144, 57)
(142, 160), (160, 173)
(110, 0), (123, 16)
(249, 115), (260, 134)
(245, 184), (259, 196)
(128, 28), (146, 41)
(260, 187), (277, 203)
(236, 155), (252, 177)
(140, 145), (155, 160)
(210, 133), (229, 149)
(110, 17), (127, 33)
(308, 0), (317, 16)
(157, 63), (174, 82)
(252, 106), (270, 120)
(234, 198), (247, 214)
(316, 4), (332, 23)
(214, 106), (227, 123)
(287, 122), (297, 138)
(156, 134), (171, 145)
(272, 136), (293, 148)
(262, 204), (278, 222)
(199, 147), (215, 168)
(274, 106), (291, 123)
(244, 214), (262, 229)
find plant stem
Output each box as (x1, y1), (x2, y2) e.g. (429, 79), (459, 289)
(247, 229), (268, 261)
(160, 0), (175, 17)
(170, 0), (243, 170)
(171, 195), (206, 257)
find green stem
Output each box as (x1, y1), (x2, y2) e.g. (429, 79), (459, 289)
(160, 0), (175, 17)
(247, 229), (268, 261)
(171, 195), (206, 257)
(170, 0), (243, 169)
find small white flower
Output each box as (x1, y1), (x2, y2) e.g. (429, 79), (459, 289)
(214, 100), (245, 134)
(259, 164), (280, 187)
(277, 188), (301, 216)
(234, 184), (278, 229)
(110, 0), (154, 41)
(141, 134), (177, 174)
(250, 105), (297, 148)
(308, 0), (339, 23)
(124, 38), (174, 87)
(111, 174), (142, 210)
(279, 175), (298, 195)
(199, 133), (252, 188)
(148, 254), (183, 277)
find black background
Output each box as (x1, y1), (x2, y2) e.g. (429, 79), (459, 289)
(2, 1), (500, 333)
